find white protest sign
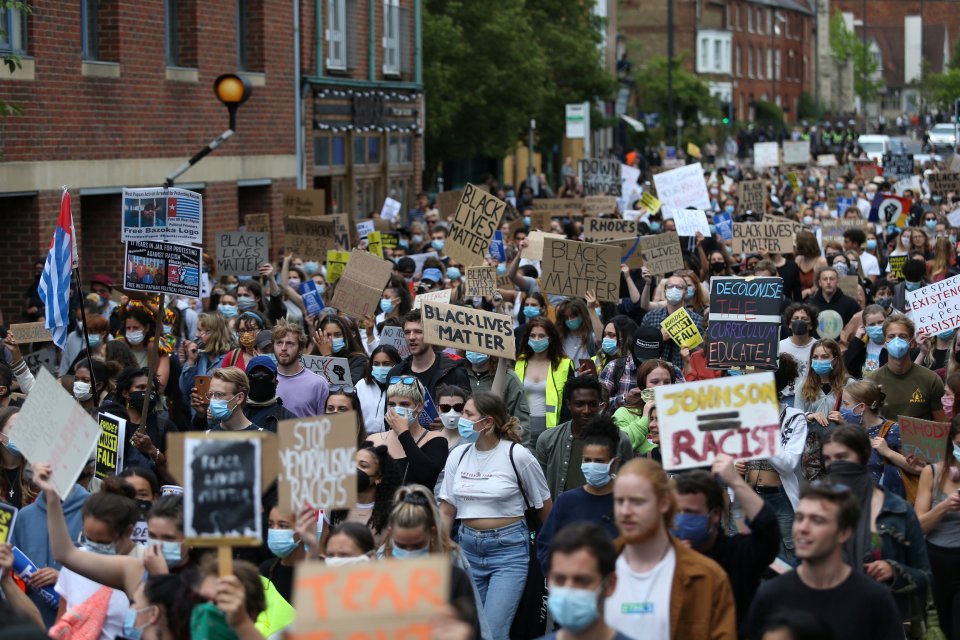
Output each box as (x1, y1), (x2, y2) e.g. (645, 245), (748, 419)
(9, 369), (101, 499)
(948, 208), (960, 229)
(817, 154), (839, 167)
(356, 220), (375, 238)
(407, 252), (439, 278)
(906, 273), (960, 336)
(753, 142), (780, 169)
(782, 140), (810, 165)
(379, 325), (411, 359)
(619, 163), (642, 211)
(300, 355), (353, 388)
(380, 197), (402, 222)
(668, 208), (711, 236)
(654, 372), (781, 471)
(895, 175), (922, 197)
(413, 288), (452, 310)
(121, 187), (203, 245)
(652, 162), (710, 210)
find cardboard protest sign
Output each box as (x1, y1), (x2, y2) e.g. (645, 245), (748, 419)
(732, 219), (804, 254)
(738, 180), (767, 214)
(584, 217), (641, 242)
(669, 209), (710, 237)
(838, 275), (860, 297)
(852, 160), (880, 181)
(244, 213), (270, 233)
(464, 266), (496, 298)
(0, 503), (16, 544)
(435, 190), (463, 217)
(753, 142), (779, 169)
(329, 250), (394, 319)
(639, 191), (662, 213)
(817, 154), (839, 167)
(121, 187), (202, 245)
(299, 281), (325, 316)
(413, 288), (452, 310)
(421, 301), (515, 358)
(584, 195), (618, 217)
(123, 241), (201, 298)
(380, 197), (402, 222)
(290, 556), (450, 639)
(707, 277), (783, 370)
(215, 232), (268, 276)
(95, 413), (125, 479)
(661, 308), (703, 349)
(532, 198), (584, 217)
(9, 322), (51, 344)
(639, 232), (684, 275)
(905, 273), (960, 335)
(540, 238), (620, 302)
(520, 231), (565, 261)
(888, 255), (908, 280)
(379, 325), (411, 359)
(655, 372), (781, 471)
(278, 413), (357, 511)
(182, 435), (262, 545)
(325, 250), (351, 284)
(929, 172), (960, 197)
(782, 140), (810, 165)
(900, 416), (950, 464)
(579, 159), (622, 196)
(653, 163), (710, 210)
(447, 184), (507, 267)
(283, 189), (325, 217)
(300, 355), (353, 388)
(330, 213), (352, 250)
(23, 349), (55, 376)
(9, 369), (101, 499)
(284, 216), (336, 258)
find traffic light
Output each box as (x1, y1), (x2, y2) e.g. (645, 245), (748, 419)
(721, 101), (734, 125)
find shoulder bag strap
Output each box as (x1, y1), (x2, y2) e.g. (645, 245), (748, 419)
(508, 442), (532, 510)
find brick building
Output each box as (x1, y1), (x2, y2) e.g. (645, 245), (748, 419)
(619, 0), (815, 123)
(0, 1), (423, 325)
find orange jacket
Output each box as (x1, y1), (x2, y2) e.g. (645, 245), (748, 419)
(669, 537), (737, 640)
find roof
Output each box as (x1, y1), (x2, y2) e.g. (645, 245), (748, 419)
(743, 0), (814, 16)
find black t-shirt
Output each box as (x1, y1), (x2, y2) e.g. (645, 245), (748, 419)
(742, 569), (903, 640)
(259, 557), (294, 604)
(777, 259), (802, 302)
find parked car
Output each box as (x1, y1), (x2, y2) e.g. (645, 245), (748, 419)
(927, 123), (956, 151)
(857, 135), (892, 164)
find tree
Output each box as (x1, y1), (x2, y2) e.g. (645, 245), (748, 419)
(0, 1), (30, 117)
(830, 10), (883, 107)
(949, 35), (960, 70)
(797, 92), (819, 120)
(632, 54), (721, 137)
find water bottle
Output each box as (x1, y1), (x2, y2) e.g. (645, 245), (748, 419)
(11, 547), (60, 609)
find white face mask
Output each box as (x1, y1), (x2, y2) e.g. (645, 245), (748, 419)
(126, 330), (145, 345)
(441, 410), (461, 430)
(73, 381), (92, 402)
(324, 555), (370, 567)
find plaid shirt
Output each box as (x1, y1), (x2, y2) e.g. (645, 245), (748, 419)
(640, 306), (706, 373)
(600, 354), (686, 410)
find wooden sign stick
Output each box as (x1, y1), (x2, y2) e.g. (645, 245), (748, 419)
(219, 545), (234, 577)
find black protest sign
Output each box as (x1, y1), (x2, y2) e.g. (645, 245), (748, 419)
(124, 241), (202, 298)
(579, 159), (622, 196)
(216, 232), (269, 276)
(706, 276), (783, 370)
(183, 435), (262, 545)
(95, 413), (125, 479)
(882, 154), (914, 181)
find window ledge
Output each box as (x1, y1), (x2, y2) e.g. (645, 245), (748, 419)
(165, 66), (199, 83)
(240, 72), (266, 87)
(1, 57), (34, 81)
(82, 60), (121, 79)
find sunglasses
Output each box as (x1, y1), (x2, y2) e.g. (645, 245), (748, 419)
(329, 385), (355, 394)
(809, 480), (852, 494)
(389, 376), (418, 385)
(438, 403), (464, 413)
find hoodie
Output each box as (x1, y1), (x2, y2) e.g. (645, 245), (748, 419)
(10, 483), (90, 627)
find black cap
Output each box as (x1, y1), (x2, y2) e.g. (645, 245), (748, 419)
(632, 326), (664, 365)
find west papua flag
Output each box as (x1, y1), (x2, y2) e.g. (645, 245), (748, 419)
(37, 189), (78, 348)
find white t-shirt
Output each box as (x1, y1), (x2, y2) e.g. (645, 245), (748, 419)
(438, 440), (550, 519)
(605, 547), (676, 640)
(55, 565), (129, 640)
(778, 338), (814, 397)
(858, 251), (881, 277)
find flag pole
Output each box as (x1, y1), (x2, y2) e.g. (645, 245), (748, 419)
(71, 269), (99, 396)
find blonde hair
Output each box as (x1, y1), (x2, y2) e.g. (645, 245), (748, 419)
(386, 484), (455, 556)
(470, 392), (523, 444)
(844, 379), (886, 414)
(386, 378), (424, 407)
(271, 319), (307, 350)
(213, 366), (250, 398)
(199, 312), (234, 355)
(614, 458), (677, 545)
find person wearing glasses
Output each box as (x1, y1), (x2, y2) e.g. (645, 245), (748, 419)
(364, 376), (448, 488)
(385, 310), (469, 404)
(206, 367), (263, 432)
(436, 384), (470, 451)
(742, 478), (905, 640)
(638, 274), (706, 374)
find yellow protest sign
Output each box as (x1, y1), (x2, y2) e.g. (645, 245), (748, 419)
(367, 231), (384, 258)
(686, 142), (702, 159)
(325, 250), (351, 284)
(639, 191), (661, 214)
(661, 307), (702, 349)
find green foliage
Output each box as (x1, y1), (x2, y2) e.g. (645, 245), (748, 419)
(632, 54), (721, 133)
(754, 100), (784, 124)
(928, 68), (960, 112)
(797, 92), (819, 119)
(422, 0), (615, 171)
(950, 35), (960, 70)
(0, 1), (30, 122)
(829, 10), (883, 104)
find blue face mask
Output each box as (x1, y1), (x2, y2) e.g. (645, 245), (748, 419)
(267, 529), (298, 558)
(83, 538), (117, 556)
(149, 538), (182, 567)
(371, 366), (391, 383)
(649, 221), (662, 232)
(671, 513), (712, 548)
(431, 239), (445, 251)
(686, 285), (696, 300)
(724, 205), (735, 214)
(523, 216), (532, 227)
(601, 337), (618, 355)
(392, 406), (416, 425)
(904, 281), (923, 292)
(5, 440), (22, 458)
(446, 267), (461, 281)
(811, 360), (834, 376)
(866, 239), (878, 250)
(953, 443), (960, 464)
(727, 369), (745, 376)
(331, 337), (346, 353)
(209, 397), (235, 421)
(391, 545), (430, 559)
(926, 219), (938, 230)
(887, 336), (910, 359)
(465, 351), (489, 366)
(496, 263), (507, 277)
(304, 261), (320, 275)
(565, 317), (583, 330)
(237, 296), (257, 311)
(523, 306), (541, 319)
(380, 298), (394, 314)
(87, 334), (102, 348)
(547, 586), (601, 632)
(839, 405), (864, 425)
(866, 325), (885, 344)
(457, 416), (485, 443)
(528, 337), (550, 353)
(123, 608), (146, 640)
(218, 304), (238, 318)
(940, 329), (956, 341)
(581, 460), (613, 488)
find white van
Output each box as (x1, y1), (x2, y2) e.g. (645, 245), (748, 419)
(857, 135), (892, 165)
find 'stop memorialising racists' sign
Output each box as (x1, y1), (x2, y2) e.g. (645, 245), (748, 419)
(446, 184), (507, 267)
(579, 159), (622, 196)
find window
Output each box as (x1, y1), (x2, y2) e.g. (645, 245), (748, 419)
(354, 135), (366, 164)
(389, 134), (412, 165)
(757, 8), (763, 34)
(766, 9), (772, 35)
(700, 38), (709, 68)
(775, 49), (781, 80)
(368, 136), (381, 164)
(747, 6), (752, 32)
(237, 0), (264, 72)
(81, 0), (97, 60)
(766, 48), (772, 80)
(383, 0), (400, 76)
(747, 46), (753, 78)
(0, 5), (26, 54)
(735, 45), (741, 77)
(165, 0), (197, 68)
(714, 40), (722, 71)
(327, 0), (347, 71)
(735, 5), (740, 30)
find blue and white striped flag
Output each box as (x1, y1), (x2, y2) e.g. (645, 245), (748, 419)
(37, 189), (78, 349)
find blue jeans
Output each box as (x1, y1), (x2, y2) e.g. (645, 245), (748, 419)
(459, 520), (529, 640)
(764, 488), (797, 566)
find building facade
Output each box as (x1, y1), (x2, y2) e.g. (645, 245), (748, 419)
(0, 1), (422, 325)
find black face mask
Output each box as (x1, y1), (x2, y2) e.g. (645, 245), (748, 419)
(128, 391), (157, 413)
(136, 500), (153, 517)
(357, 469), (372, 493)
(710, 262), (726, 273)
(791, 320), (809, 336)
(248, 376), (276, 403)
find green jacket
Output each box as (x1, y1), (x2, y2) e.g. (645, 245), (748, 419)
(535, 420), (634, 499)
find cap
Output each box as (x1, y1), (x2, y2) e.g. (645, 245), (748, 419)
(255, 329), (274, 351)
(421, 267), (443, 283)
(632, 326), (664, 365)
(247, 355), (277, 374)
(90, 274), (114, 290)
